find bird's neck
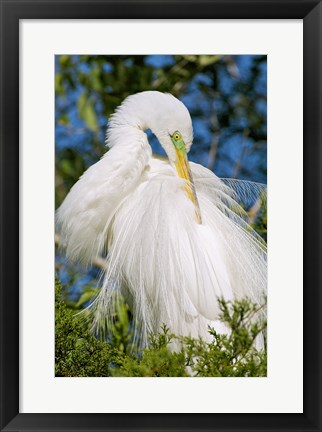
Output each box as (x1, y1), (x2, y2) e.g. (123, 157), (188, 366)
(105, 94), (156, 176)
(105, 110), (153, 193)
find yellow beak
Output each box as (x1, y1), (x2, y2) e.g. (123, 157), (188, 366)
(175, 148), (202, 224)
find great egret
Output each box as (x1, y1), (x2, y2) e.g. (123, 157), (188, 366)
(56, 91), (267, 345)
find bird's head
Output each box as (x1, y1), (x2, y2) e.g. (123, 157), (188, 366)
(114, 91), (193, 162)
(109, 91), (201, 222)
(138, 92), (193, 164)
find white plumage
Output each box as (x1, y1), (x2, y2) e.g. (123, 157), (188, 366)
(56, 91), (267, 345)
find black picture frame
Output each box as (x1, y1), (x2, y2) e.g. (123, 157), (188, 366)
(1, 1), (321, 431)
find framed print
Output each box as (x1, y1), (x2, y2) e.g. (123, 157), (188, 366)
(1, 1), (321, 431)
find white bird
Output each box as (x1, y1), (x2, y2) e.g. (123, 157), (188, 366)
(56, 91), (267, 346)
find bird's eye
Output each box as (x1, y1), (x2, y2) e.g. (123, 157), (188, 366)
(174, 133), (181, 140)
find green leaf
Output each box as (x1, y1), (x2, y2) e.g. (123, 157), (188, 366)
(83, 101), (99, 132)
(76, 287), (99, 308)
(182, 55), (197, 62)
(77, 92), (99, 132)
(55, 73), (64, 96)
(198, 55), (221, 66)
(58, 114), (69, 126)
(59, 55), (70, 67)
(77, 91), (88, 117)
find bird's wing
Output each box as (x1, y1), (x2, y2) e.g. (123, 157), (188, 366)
(56, 135), (151, 265)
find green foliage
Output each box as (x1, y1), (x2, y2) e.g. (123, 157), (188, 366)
(55, 280), (113, 377)
(75, 286), (100, 309)
(55, 279), (266, 377)
(113, 325), (189, 377)
(77, 91), (99, 132)
(184, 298), (267, 377)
